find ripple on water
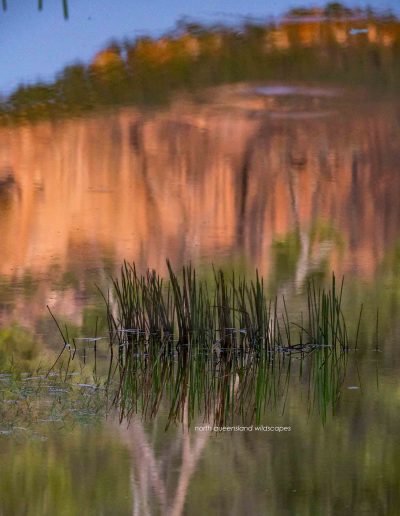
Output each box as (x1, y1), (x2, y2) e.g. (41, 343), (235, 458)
(250, 85), (341, 97)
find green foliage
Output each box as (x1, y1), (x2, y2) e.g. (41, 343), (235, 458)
(39, 260), (362, 427)
(0, 325), (41, 371)
(88, 261), (364, 426)
(105, 261), (354, 352)
(324, 2), (353, 17)
(0, 428), (132, 516)
(112, 339), (348, 427)
(271, 231), (302, 286)
(1, 6), (400, 124)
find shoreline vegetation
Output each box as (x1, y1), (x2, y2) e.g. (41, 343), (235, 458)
(1, 3), (400, 124)
(46, 261), (368, 427)
(0, 261), (376, 429)
(103, 261), (355, 352)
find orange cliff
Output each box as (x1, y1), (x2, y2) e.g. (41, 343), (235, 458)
(0, 90), (399, 285)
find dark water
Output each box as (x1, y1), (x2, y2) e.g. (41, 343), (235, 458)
(1, 85), (400, 514)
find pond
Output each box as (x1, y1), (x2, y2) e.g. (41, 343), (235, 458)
(1, 83), (400, 514)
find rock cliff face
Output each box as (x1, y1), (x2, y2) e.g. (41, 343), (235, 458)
(0, 89), (399, 298)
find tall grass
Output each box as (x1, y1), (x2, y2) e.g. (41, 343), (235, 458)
(46, 261), (364, 427)
(111, 340), (348, 427)
(105, 261), (352, 354)
(99, 261), (359, 426)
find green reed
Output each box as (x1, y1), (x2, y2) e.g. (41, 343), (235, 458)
(104, 262), (352, 353)
(111, 343), (348, 428)
(98, 261), (360, 426)
(45, 261), (366, 427)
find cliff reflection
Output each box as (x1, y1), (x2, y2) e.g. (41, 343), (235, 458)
(0, 89), (399, 324)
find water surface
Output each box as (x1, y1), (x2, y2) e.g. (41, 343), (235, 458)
(1, 85), (400, 514)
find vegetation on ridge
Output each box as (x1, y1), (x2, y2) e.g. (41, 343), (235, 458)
(1, 3), (400, 123)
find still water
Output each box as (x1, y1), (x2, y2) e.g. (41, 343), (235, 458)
(1, 85), (400, 514)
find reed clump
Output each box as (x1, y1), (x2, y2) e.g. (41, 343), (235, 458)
(104, 260), (353, 355)
(103, 262), (357, 426)
(112, 343), (348, 427)
(47, 261), (363, 426)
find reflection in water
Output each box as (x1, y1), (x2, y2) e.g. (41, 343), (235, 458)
(97, 262), (353, 427)
(0, 347), (396, 515)
(0, 426), (132, 516)
(118, 412), (210, 516)
(112, 347), (347, 428)
(0, 90), (399, 332)
(1, 87), (400, 514)
(252, 85), (341, 96)
(113, 349), (396, 516)
(2, 7), (399, 124)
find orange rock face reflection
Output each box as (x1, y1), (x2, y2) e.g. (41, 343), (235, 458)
(0, 90), (399, 287)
